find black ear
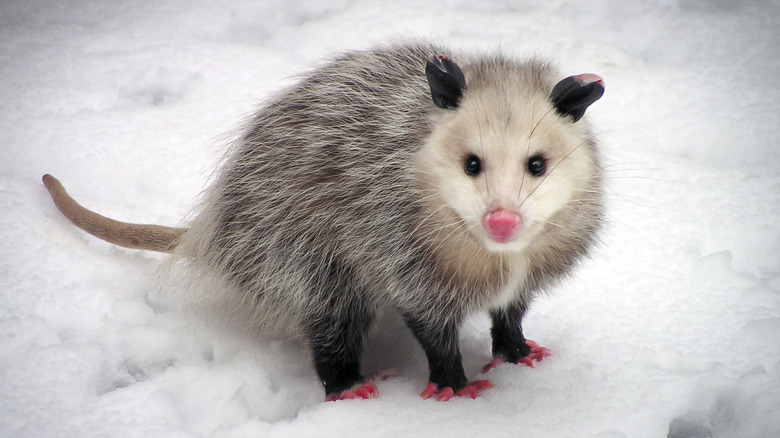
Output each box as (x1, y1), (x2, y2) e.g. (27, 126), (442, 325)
(550, 74), (605, 122)
(425, 55), (466, 110)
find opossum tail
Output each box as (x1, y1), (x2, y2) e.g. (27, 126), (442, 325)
(42, 174), (186, 253)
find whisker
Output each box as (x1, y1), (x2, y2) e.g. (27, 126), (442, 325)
(519, 104), (566, 199)
(475, 97), (491, 201)
(518, 137), (592, 209)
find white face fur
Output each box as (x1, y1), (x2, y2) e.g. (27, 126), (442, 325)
(418, 88), (597, 254)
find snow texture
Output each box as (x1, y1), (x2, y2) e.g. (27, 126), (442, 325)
(2, 1), (779, 437)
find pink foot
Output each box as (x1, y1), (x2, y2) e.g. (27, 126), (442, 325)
(325, 382), (379, 402)
(482, 340), (552, 373)
(420, 379), (493, 401)
(323, 369), (397, 402)
(517, 340), (552, 368)
(482, 357), (506, 373)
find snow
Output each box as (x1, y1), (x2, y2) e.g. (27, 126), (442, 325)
(1, 0), (779, 437)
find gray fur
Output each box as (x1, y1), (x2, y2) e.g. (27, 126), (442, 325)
(168, 41), (604, 348)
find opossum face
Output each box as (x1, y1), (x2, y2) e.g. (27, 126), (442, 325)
(421, 59), (603, 254)
(420, 99), (594, 253)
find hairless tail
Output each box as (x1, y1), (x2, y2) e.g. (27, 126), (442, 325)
(42, 174), (186, 253)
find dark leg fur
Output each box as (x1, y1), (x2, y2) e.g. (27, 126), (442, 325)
(306, 262), (376, 396)
(307, 309), (374, 396)
(404, 312), (468, 392)
(490, 301), (532, 362)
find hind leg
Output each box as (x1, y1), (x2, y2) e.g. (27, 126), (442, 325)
(484, 300), (551, 372)
(306, 300), (377, 401)
(304, 260), (380, 401)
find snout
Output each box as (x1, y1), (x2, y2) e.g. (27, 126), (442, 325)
(482, 209), (523, 243)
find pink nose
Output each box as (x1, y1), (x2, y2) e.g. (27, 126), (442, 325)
(483, 209), (522, 243)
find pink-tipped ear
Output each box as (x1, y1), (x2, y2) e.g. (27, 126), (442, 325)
(550, 74), (605, 122)
(425, 55), (467, 110)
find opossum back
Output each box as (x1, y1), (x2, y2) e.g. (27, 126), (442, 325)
(165, 43), (447, 333)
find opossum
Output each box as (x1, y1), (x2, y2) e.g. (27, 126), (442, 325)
(43, 42), (605, 402)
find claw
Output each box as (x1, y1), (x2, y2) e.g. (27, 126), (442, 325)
(519, 357), (535, 368)
(354, 383), (379, 399)
(437, 387), (455, 401)
(325, 382), (379, 402)
(482, 339), (552, 372)
(482, 357), (506, 373)
(524, 341), (552, 366)
(420, 379), (494, 401)
(420, 383), (440, 400)
(455, 385), (478, 399)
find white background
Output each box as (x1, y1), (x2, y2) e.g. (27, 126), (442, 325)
(1, 1), (778, 437)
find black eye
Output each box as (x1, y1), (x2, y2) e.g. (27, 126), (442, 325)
(527, 155), (547, 176)
(464, 154), (482, 176)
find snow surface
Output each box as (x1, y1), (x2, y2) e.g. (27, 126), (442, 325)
(2, 1), (779, 437)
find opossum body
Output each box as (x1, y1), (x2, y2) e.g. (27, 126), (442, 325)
(43, 42), (605, 401)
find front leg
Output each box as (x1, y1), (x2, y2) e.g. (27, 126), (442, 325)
(404, 311), (492, 401)
(485, 300), (551, 372)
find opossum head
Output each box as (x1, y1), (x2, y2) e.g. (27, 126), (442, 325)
(419, 55), (604, 254)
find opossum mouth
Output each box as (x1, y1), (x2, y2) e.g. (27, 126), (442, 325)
(489, 233), (519, 244)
